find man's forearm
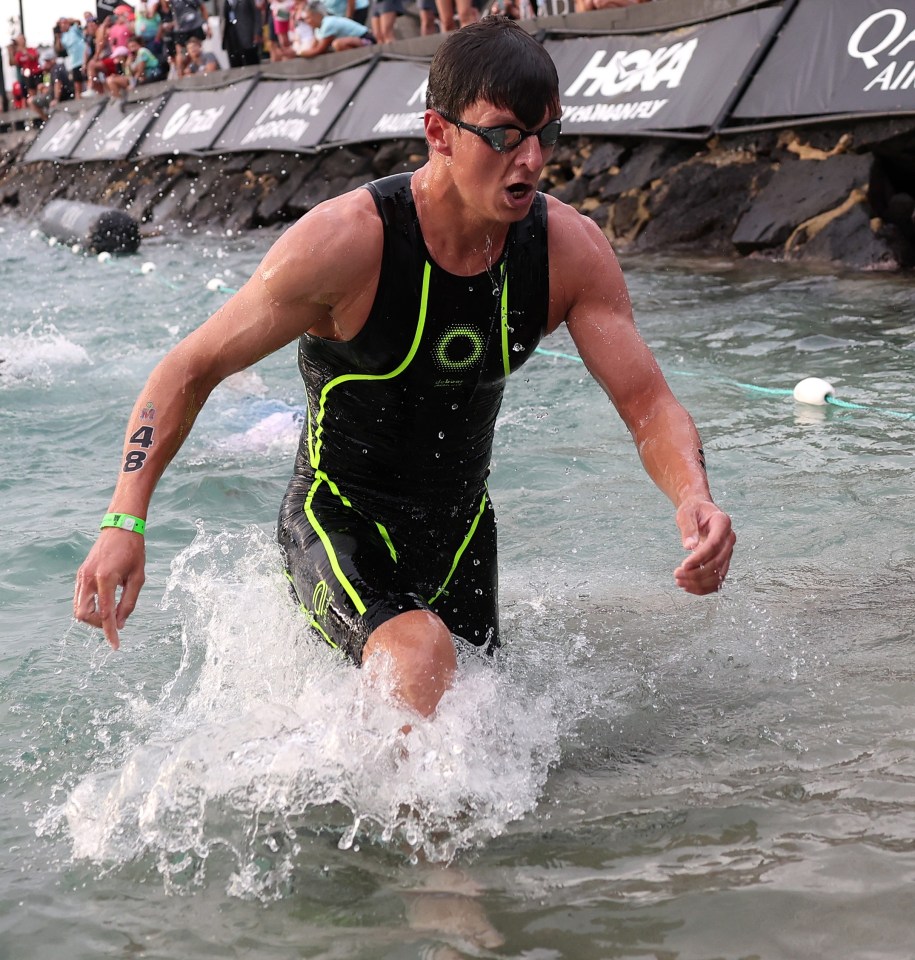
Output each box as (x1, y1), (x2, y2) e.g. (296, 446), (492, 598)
(631, 399), (712, 509)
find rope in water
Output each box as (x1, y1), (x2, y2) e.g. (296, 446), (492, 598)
(59, 231), (914, 423)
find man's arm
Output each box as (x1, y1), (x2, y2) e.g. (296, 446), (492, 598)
(299, 35), (334, 57)
(548, 200), (735, 595)
(74, 189), (383, 646)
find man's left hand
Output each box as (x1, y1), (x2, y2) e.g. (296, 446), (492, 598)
(674, 499), (735, 595)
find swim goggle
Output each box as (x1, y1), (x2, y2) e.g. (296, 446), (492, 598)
(438, 113), (562, 153)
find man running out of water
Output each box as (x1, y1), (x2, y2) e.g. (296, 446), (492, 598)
(74, 17), (735, 718)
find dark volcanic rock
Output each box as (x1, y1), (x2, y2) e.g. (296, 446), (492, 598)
(636, 158), (774, 253)
(732, 153), (875, 252)
(580, 140), (627, 178)
(788, 202), (909, 271)
(598, 140), (696, 200)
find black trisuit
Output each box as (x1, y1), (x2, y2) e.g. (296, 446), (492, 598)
(278, 173), (549, 661)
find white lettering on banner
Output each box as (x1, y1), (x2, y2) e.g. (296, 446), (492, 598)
(254, 81), (333, 124)
(46, 117), (85, 153)
(564, 39), (697, 98)
(372, 111), (424, 133)
(240, 117), (310, 145)
(101, 109), (150, 153)
(406, 79), (428, 107)
(562, 99), (668, 124)
(162, 102), (226, 140)
(848, 9), (915, 92)
(864, 59), (915, 90)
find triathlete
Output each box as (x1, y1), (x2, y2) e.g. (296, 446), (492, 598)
(74, 17), (735, 719)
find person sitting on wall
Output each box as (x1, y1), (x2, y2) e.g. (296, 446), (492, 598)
(106, 37), (164, 101)
(163, 0), (211, 76)
(30, 52), (75, 121)
(182, 34), (221, 74)
(297, 1), (376, 56)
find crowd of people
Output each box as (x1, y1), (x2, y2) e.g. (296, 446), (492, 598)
(5, 2), (219, 120)
(5, 0), (652, 119)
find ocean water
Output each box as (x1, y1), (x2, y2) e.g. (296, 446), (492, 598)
(1, 214), (915, 959)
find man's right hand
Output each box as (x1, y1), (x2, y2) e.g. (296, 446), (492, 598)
(73, 530), (146, 650)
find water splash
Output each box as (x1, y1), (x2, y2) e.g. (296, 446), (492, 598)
(57, 526), (566, 895)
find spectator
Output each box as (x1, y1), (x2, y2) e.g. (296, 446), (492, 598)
(221, 0), (264, 67)
(165, 0), (211, 76)
(134, 2), (165, 58)
(318, 0), (370, 25)
(298, 1), (376, 56)
(369, 0), (405, 44)
(431, 0), (477, 33)
(107, 7), (137, 48)
(11, 80), (27, 110)
(268, 0), (296, 58)
(183, 33), (220, 73)
(31, 52), (75, 121)
(6, 36), (42, 98)
(54, 17), (88, 99)
(415, 0), (437, 35)
(106, 36), (163, 100)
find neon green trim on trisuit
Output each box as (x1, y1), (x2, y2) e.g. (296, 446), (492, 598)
(427, 490), (489, 607)
(376, 521), (397, 562)
(304, 475), (368, 616)
(499, 264), (510, 377)
(283, 569), (338, 649)
(308, 260), (433, 470)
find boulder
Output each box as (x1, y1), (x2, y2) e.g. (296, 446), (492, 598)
(637, 158), (774, 253)
(788, 201), (909, 271)
(579, 140), (627, 179)
(598, 139), (696, 200)
(732, 153), (875, 252)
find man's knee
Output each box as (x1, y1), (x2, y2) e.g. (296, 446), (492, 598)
(363, 610), (456, 716)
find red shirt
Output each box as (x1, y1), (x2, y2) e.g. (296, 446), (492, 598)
(13, 47), (41, 79)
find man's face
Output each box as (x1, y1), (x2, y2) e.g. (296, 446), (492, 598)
(438, 99), (559, 224)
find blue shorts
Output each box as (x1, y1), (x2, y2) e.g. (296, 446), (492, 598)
(278, 473), (499, 662)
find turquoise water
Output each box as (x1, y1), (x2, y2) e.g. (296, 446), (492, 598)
(2, 214), (915, 959)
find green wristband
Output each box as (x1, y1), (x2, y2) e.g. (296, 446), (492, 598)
(100, 512), (146, 536)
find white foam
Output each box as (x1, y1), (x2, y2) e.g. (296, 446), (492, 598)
(0, 323), (91, 385)
(61, 526), (568, 892)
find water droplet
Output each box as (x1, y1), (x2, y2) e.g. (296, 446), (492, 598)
(512, 343), (523, 352)
(438, 431), (445, 439)
(451, 403), (459, 410)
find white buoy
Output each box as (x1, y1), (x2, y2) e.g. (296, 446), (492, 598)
(140, 261), (156, 274)
(97, 251), (112, 263)
(793, 377), (834, 406)
(206, 276), (224, 291)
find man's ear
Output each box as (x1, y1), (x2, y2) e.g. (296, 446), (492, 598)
(424, 109), (452, 156)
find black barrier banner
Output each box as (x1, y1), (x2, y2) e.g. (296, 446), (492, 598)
(24, 103), (104, 162)
(325, 60), (429, 144)
(733, 0), (915, 119)
(546, 6), (783, 134)
(213, 65), (370, 153)
(70, 97), (167, 161)
(136, 79), (257, 157)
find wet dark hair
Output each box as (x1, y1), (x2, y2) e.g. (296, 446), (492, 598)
(426, 16), (560, 129)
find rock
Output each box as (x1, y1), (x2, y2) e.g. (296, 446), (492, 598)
(549, 175), (590, 205)
(788, 200), (909, 271)
(638, 158), (774, 253)
(256, 165), (311, 224)
(579, 140), (627, 178)
(732, 153), (875, 252)
(598, 140), (696, 200)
